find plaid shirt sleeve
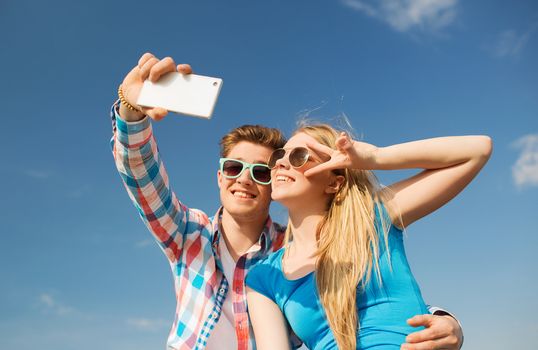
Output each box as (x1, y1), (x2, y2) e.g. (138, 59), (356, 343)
(110, 101), (208, 263)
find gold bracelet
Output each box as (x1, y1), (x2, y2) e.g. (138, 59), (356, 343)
(118, 85), (142, 113)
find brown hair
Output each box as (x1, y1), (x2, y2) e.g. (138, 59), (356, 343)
(219, 124), (286, 157)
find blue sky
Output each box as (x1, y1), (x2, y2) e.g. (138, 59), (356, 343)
(1, 0), (536, 349)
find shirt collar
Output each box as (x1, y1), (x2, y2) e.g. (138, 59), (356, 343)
(211, 206), (275, 255)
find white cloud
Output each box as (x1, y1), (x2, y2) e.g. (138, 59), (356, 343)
(24, 169), (53, 179)
(494, 22), (538, 58)
(512, 134), (538, 188)
(126, 317), (169, 332)
(341, 0), (458, 32)
(39, 293), (55, 307)
(39, 293), (74, 315)
(67, 184), (92, 198)
(135, 238), (154, 248)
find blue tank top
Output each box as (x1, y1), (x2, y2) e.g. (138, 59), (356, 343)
(245, 204), (428, 349)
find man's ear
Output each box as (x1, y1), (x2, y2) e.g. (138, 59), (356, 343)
(217, 170), (223, 189)
(325, 175), (345, 194)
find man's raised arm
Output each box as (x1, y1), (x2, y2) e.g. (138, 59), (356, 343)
(111, 53), (204, 264)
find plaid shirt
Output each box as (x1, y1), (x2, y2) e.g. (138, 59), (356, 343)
(110, 102), (286, 350)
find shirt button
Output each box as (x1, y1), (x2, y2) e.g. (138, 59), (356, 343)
(219, 288), (225, 294)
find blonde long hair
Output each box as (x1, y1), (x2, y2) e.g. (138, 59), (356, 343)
(284, 124), (391, 350)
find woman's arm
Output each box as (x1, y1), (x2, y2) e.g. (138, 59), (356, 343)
(369, 135), (492, 227)
(246, 287), (292, 350)
(305, 134), (492, 228)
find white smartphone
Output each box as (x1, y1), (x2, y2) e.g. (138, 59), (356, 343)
(137, 72), (223, 119)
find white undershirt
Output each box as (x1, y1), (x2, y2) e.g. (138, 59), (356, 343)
(205, 240), (238, 350)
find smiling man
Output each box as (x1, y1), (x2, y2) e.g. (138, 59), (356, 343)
(110, 52), (464, 350)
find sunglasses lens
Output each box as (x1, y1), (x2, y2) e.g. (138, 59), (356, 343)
(289, 147), (309, 167)
(268, 149), (286, 169)
(222, 160), (245, 177)
(252, 165), (271, 184)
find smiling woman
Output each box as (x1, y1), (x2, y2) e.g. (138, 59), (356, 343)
(246, 123), (492, 350)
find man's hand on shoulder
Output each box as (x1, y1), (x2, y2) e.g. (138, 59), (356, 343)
(401, 314), (463, 350)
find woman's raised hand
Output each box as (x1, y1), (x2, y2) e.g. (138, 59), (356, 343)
(304, 132), (377, 177)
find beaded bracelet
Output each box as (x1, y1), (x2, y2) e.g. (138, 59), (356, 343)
(118, 85), (142, 113)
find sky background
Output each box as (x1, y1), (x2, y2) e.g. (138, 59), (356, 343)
(1, 0), (537, 349)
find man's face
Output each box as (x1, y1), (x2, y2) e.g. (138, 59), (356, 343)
(217, 141), (274, 222)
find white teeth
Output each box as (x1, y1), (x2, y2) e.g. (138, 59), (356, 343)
(276, 175), (293, 182)
(234, 191), (255, 199)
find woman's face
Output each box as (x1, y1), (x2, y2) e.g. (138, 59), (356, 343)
(270, 132), (337, 209)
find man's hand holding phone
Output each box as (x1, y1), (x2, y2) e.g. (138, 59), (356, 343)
(118, 53), (193, 122)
